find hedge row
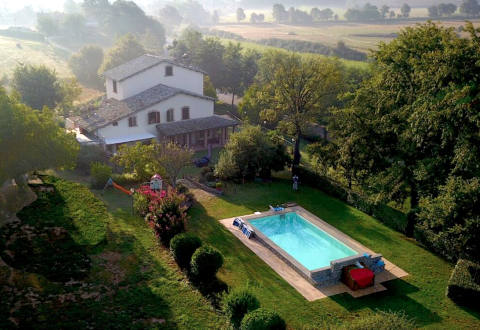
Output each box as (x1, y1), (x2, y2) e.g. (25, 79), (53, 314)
(0, 29), (45, 42)
(447, 259), (480, 308)
(297, 167), (407, 234)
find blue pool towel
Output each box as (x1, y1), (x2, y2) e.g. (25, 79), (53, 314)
(376, 260), (385, 267)
(363, 253), (371, 258)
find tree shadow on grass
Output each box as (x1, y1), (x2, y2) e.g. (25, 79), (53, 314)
(330, 279), (442, 327)
(188, 274), (229, 310)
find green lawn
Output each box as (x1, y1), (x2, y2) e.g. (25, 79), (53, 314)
(22, 173), (479, 328)
(1, 176), (227, 329)
(186, 178), (480, 329)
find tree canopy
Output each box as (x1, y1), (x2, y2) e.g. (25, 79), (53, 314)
(69, 45), (104, 89)
(244, 50), (343, 172)
(215, 125), (290, 182)
(0, 88), (78, 183)
(329, 22), (480, 237)
(12, 64), (63, 111)
(100, 34), (146, 73)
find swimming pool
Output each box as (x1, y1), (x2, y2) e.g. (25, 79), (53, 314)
(249, 212), (358, 270)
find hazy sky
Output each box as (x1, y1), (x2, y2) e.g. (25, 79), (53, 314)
(0, 0), (158, 12)
(1, 0), (66, 11)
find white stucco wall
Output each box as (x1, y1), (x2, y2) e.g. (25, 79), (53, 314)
(106, 77), (126, 100)
(106, 62), (204, 100)
(96, 93), (214, 143)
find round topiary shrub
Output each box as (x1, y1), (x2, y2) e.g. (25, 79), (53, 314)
(240, 308), (286, 330)
(223, 288), (260, 328)
(190, 245), (223, 281)
(170, 233), (202, 269)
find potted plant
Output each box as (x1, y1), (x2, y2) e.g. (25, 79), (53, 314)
(215, 181), (223, 192)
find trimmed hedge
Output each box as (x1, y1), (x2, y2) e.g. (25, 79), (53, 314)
(170, 233), (202, 269)
(447, 259), (480, 308)
(222, 289), (260, 328)
(190, 245), (224, 282)
(0, 29), (45, 42)
(240, 308), (286, 330)
(297, 167), (407, 233)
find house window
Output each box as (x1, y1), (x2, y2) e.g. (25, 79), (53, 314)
(166, 109), (174, 122)
(182, 107), (190, 120)
(165, 65), (173, 76)
(112, 80), (117, 93)
(128, 116), (137, 127)
(112, 121), (118, 126)
(148, 111), (160, 124)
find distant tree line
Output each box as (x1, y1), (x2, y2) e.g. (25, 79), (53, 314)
(345, 3), (411, 21)
(459, 0), (480, 16)
(428, 3), (458, 17)
(272, 4), (337, 24)
(36, 0), (165, 52)
(257, 39), (367, 61)
(157, 1), (216, 28)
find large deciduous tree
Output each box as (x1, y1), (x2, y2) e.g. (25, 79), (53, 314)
(155, 142), (193, 188)
(99, 34), (145, 73)
(69, 45), (104, 89)
(460, 0), (480, 16)
(253, 51), (343, 173)
(330, 22), (480, 236)
(12, 64), (63, 110)
(236, 8), (246, 22)
(400, 3), (411, 17)
(416, 176), (480, 262)
(215, 125), (290, 182)
(221, 42), (259, 107)
(0, 88), (78, 184)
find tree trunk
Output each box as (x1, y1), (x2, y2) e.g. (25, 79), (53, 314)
(292, 132), (301, 175)
(231, 92), (235, 109)
(405, 183), (419, 237)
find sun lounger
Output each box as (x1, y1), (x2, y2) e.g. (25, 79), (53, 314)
(241, 224), (255, 239)
(269, 205), (285, 212)
(234, 218), (247, 230)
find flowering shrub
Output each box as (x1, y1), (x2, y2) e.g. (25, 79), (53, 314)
(144, 186), (188, 246)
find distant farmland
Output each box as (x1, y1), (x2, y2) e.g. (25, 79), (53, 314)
(213, 19), (480, 53)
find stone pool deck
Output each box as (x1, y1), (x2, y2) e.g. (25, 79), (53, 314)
(220, 210), (408, 302)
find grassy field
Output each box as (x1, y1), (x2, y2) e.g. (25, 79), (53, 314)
(0, 176), (227, 328)
(68, 171), (480, 329)
(214, 19), (480, 53)
(0, 35), (72, 78)
(218, 37), (370, 69)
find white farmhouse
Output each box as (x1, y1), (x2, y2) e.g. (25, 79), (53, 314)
(67, 54), (238, 152)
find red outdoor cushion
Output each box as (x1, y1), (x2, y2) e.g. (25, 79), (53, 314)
(349, 268), (374, 288)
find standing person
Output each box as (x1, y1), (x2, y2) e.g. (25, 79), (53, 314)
(292, 175), (299, 191)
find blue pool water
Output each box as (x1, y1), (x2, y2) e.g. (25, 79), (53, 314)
(250, 212), (357, 270)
